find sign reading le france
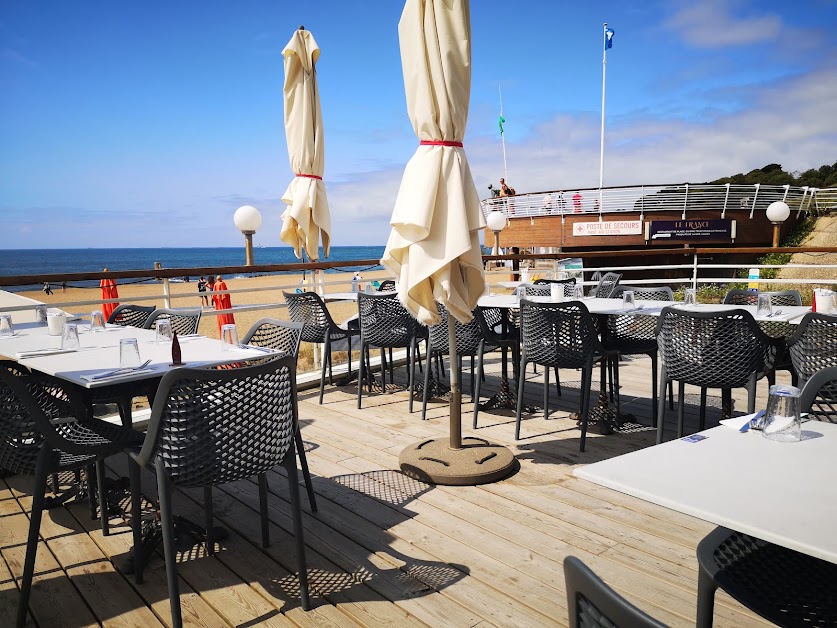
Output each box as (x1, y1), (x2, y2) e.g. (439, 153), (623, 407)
(572, 220), (643, 237)
(647, 219), (736, 241)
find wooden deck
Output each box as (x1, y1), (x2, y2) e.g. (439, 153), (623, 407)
(1, 354), (785, 627)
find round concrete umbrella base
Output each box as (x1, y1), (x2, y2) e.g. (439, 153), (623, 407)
(399, 437), (517, 486)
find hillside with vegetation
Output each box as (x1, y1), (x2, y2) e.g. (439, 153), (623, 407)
(709, 161), (837, 188)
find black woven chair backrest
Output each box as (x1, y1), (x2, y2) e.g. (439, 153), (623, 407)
(378, 280), (396, 291)
(242, 318), (304, 358)
(107, 304), (156, 327)
(283, 291), (337, 344)
(475, 306), (507, 344)
(143, 308), (202, 335)
(612, 286), (674, 301)
(655, 307), (777, 388)
(800, 366), (837, 423)
(518, 283), (551, 297)
(357, 292), (422, 349)
(787, 313), (837, 383)
(564, 556), (665, 628)
(534, 277), (577, 297)
(427, 304), (484, 357)
(723, 289), (803, 307)
(592, 272), (622, 298)
(139, 355), (297, 487)
(519, 300), (601, 368)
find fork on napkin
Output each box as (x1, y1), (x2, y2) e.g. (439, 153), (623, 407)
(16, 348), (77, 359)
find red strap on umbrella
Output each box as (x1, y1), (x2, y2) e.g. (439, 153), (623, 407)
(419, 140), (463, 147)
(295, 173), (323, 180)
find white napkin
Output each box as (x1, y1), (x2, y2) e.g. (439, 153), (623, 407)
(16, 348), (77, 359)
(719, 412), (761, 431)
(81, 368), (155, 383)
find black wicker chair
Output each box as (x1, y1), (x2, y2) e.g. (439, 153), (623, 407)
(589, 272), (622, 298)
(786, 312), (837, 387)
(106, 303), (156, 327)
(654, 307), (780, 443)
(356, 292), (422, 411)
(142, 308), (202, 335)
(377, 279), (396, 291)
(564, 556), (666, 628)
(283, 291), (360, 404)
(131, 356), (310, 625)
(725, 289), (803, 385)
(799, 365), (837, 422)
(473, 306), (521, 428)
(1, 362), (144, 628)
(240, 319), (316, 511)
(422, 304), (488, 420)
(516, 300), (619, 448)
(606, 286), (674, 423)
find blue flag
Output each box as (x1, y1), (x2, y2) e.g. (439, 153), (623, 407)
(605, 28), (614, 50)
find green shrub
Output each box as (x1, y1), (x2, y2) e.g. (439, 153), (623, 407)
(737, 217), (818, 279)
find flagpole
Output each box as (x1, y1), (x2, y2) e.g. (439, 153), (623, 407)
(599, 22), (608, 221)
(499, 85), (508, 182)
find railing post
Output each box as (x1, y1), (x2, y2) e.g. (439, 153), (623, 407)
(154, 262), (171, 309)
(692, 252), (699, 292)
(681, 184), (689, 220)
(749, 183), (760, 219)
(721, 183), (730, 219)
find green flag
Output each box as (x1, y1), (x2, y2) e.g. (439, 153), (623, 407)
(498, 114), (505, 135)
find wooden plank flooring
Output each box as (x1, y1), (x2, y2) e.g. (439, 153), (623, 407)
(1, 353), (787, 626)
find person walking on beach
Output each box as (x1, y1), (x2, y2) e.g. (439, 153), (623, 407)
(43, 282), (53, 296)
(211, 275), (235, 337)
(100, 269), (119, 321)
(197, 276), (209, 307)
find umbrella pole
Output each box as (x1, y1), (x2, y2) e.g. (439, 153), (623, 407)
(448, 315), (462, 450)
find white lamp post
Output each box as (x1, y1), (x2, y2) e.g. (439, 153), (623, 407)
(766, 201), (790, 248)
(233, 205), (263, 265)
(486, 210), (507, 256)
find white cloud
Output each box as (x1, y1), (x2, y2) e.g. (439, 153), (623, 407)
(663, 0), (782, 48)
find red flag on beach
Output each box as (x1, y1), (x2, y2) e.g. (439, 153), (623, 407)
(100, 269), (119, 321)
(211, 275), (236, 337)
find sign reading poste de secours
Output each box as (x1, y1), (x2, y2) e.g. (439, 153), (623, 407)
(646, 219), (736, 241)
(572, 220), (643, 237)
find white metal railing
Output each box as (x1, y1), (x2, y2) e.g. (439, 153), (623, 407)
(480, 183), (825, 222)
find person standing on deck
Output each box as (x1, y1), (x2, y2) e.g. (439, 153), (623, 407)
(100, 269), (119, 320)
(211, 275), (236, 337)
(197, 276), (210, 307)
(572, 192), (583, 213)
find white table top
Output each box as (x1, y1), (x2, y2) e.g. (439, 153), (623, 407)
(475, 295), (811, 323)
(321, 290), (396, 303)
(0, 321), (275, 389)
(574, 422), (837, 564)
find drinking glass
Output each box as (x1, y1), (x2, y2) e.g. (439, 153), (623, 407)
(574, 285), (585, 300)
(550, 283), (564, 302)
(756, 294), (772, 318)
(47, 311), (66, 336)
(221, 323), (239, 351)
(762, 384), (802, 442)
(90, 310), (106, 332)
(622, 291), (636, 310)
(364, 283), (374, 294)
(0, 315), (13, 337)
(155, 318), (173, 344)
(119, 338), (141, 368)
(517, 286), (527, 301)
(684, 288), (697, 306)
(61, 323), (80, 350)
(35, 304), (48, 324)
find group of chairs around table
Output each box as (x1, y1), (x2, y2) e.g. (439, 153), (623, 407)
(3, 307), (317, 627)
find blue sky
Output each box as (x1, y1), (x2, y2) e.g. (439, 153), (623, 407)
(1, 0), (836, 250)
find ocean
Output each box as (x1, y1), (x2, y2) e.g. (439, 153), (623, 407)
(0, 246), (388, 292)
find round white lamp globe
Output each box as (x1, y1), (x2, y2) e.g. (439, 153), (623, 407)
(486, 210), (507, 232)
(234, 205), (262, 233)
(765, 201), (790, 224)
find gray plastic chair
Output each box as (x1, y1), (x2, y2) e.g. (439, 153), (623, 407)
(786, 312), (837, 387)
(564, 556), (666, 628)
(799, 365), (837, 422)
(131, 356), (310, 626)
(589, 272), (622, 298)
(142, 308), (202, 335)
(106, 303), (156, 327)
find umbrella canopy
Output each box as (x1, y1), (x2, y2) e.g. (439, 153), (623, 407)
(381, 0), (486, 326)
(280, 27), (330, 261)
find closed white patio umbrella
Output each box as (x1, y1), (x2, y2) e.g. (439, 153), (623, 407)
(386, 0), (515, 485)
(280, 26), (330, 260)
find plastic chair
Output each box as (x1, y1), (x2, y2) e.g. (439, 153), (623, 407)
(284, 291), (360, 404)
(589, 272), (622, 298)
(696, 525), (837, 627)
(786, 312), (837, 387)
(377, 279), (396, 291)
(473, 305), (521, 428)
(142, 308), (202, 335)
(106, 303), (156, 327)
(516, 300), (619, 448)
(533, 276), (577, 298)
(606, 286), (674, 423)
(130, 355), (310, 626)
(564, 556), (666, 628)
(0, 363), (144, 628)
(799, 365), (837, 422)
(356, 292), (422, 411)
(654, 307), (780, 443)
(723, 288), (803, 307)
(240, 319), (316, 511)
